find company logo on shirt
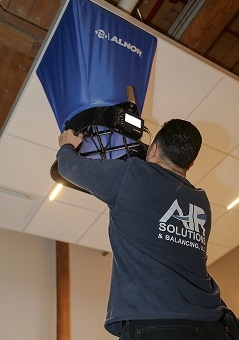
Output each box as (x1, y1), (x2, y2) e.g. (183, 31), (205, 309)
(95, 29), (142, 57)
(158, 199), (207, 252)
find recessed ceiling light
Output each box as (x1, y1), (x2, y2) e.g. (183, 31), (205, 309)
(49, 184), (63, 201)
(227, 197), (239, 210)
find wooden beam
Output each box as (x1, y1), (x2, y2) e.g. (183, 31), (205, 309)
(0, 1), (11, 7)
(28, 0), (63, 30)
(0, 49), (32, 126)
(56, 241), (71, 340)
(179, 0), (239, 54)
(0, 6), (46, 58)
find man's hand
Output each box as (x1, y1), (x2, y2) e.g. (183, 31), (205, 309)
(58, 129), (84, 149)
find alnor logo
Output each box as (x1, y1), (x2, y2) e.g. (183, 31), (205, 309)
(95, 29), (142, 57)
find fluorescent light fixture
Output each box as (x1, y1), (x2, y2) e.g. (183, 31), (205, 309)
(49, 183), (63, 201)
(227, 197), (239, 210)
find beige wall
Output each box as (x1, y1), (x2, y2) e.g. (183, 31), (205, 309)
(208, 245), (239, 317)
(0, 228), (114, 340)
(0, 228), (56, 340)
(70, 244), (113, 339)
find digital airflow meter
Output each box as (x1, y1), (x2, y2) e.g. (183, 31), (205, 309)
(110, 106), (144, 140)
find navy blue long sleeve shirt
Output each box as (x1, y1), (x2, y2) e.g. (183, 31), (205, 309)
(57, 144), (224, 336)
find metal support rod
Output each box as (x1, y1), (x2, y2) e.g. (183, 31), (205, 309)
(126, 85), (136, 103)
(123, 136), (130, 157)
(167, 0), (205, 40)
(80, 142), (141, 157)
(93, 125), (107, 159)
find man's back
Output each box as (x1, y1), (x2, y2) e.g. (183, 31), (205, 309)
(103, 157), (223, 336)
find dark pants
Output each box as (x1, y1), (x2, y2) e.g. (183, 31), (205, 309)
(119, 319), (232, 340)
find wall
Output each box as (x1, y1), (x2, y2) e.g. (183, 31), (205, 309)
(0, 228), (114, 340)
(1, 226), (237, 340)
(70, 245), (113, 339)
(208, 245), (239, 317)
(0, 228), (56, 340)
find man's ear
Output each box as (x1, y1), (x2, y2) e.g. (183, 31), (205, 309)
(151, 143), (158, 157)
(146, 142), (158, 161)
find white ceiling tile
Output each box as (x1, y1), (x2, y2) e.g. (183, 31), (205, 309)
(151, 40), (223, 124)
(206, 242), (231, 266)
(141, 120), (160, 145)
(187, 144), (226, 185)
(189, 77), (239, 153)
(26, 200), (100, 243)
(209, 210), (239, 248)
(210, 203), (227, 223)
(4, 75), (59, 150)
(0, 135), (56, 196)
(197, 155), (239, 211)
(77, 214), (111, 252)
(55, 186), (108, 213)
(230, 145), (239, 159)
(0, 187), (37, 231)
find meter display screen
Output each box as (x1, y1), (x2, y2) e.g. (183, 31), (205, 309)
(125, 113), (141, 128)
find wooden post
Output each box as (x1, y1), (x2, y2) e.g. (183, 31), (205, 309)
(56, 241), (71, 340)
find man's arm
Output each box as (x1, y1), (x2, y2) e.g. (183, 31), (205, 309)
(57, 130), (127, 205)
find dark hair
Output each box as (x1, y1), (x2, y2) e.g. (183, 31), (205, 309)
(153, 119), (202, 169)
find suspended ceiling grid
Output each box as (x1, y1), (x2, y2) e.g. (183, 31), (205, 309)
(0, 0), (239, 266)
(1, 0), (239, 130)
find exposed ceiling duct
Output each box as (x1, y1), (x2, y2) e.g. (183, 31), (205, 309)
(117, 0), (139, 14)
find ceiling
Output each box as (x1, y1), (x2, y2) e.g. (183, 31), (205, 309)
(0, 0), (239, 266)
(1, 0), (239, 128)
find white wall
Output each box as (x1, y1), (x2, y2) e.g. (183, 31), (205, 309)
(70, 245), (113, 339)
(0, 228), (114, 340)
(0, 228), (56, 340)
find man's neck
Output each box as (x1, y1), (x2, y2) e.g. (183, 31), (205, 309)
(154, 160), (187, 178)
(146, 143), (187, 178)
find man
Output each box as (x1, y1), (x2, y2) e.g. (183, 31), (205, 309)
(57, 119), (229, 339)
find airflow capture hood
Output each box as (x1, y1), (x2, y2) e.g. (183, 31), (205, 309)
(36, 0), (157, 190)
